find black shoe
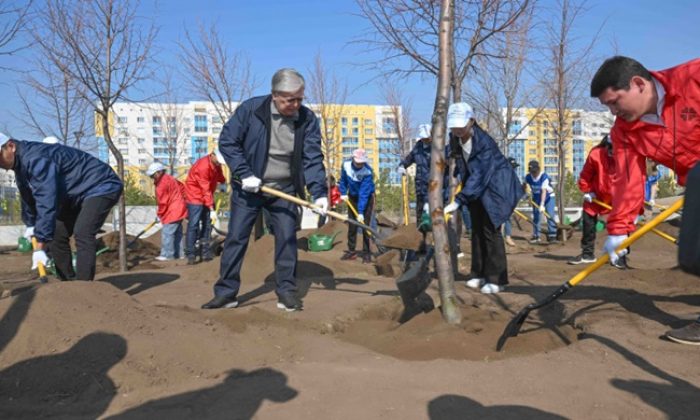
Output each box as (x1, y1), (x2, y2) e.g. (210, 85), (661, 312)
(203, 256), (213, 262)
(665, 322), (700, 345)
(201, 295), (239, 309)
(611, 255), (629, 270)
(340, 251), (357, 261)
(568, 255), (596, 265)
(547, 236), (559, 244)
(277, 293), (303, 312)
(362, 253), (372, 264)
(187, 257), (197, 265)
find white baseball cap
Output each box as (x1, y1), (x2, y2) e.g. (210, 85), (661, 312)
(417, 123), (432, 139)
(213, 148), (225, 164)
(146, 162), (165, 176)
(447, 102), (474, 128)
(352, 148), (368, 163)
(0, 133), (9, 147)
(43, 136), (60, 144)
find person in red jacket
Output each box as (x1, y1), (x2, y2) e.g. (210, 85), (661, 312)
(317, 175), (341, 228)
(184, 149), (226, 264)
(591, 55), (700, 344)
(568, 135), (615, 266)
(147, 162), (187, 261)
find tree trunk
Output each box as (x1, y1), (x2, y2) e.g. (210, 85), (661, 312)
(430, 0), (461, 325)
(101, 114), (128, 272)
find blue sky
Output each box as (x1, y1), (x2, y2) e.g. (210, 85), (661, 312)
(1, 0), (699, 139)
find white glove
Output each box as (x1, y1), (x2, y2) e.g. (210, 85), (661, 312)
(241, 176), (262, 193)
(444, 202), (460, 214)
(32, 250), (48, 270)
(423, 203), (430, 213)
(603, 234), (628, 265)
(398, 166), (406, 176)
(649, 199), (656, 206)
(340, 195), (348, 202)
(313, 197), (328, 216)
(583, 192), (596, 203)
(357, 214), (365, 224)
(539, 205), (546, 214)
(24, 226), (34, 239)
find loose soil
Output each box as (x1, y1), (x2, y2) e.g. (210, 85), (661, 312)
(1, 219), (700, 419)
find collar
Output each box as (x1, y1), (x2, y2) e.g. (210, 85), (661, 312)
(640, 77), (666, 126)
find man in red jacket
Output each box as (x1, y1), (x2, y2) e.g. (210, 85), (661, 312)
(591, 55), (700, 344)
(568, 135), (615, 266)
(147, 162), (187, 261)
(184, 149), (226, 265)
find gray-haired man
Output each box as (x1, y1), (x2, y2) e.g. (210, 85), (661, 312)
(202, 68), (328, 311)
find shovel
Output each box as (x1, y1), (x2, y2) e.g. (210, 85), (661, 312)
(401, 174), (409, 226)
(592, 198), (677, 244)
(258, 185), (386, 241)
(528, 199), (572, 231)
(496, 198), (684, 351)
(127, 219), (158, 249)
(344, 197), (388, 254)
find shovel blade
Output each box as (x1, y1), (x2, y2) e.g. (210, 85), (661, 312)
(496, 305), (533, 351)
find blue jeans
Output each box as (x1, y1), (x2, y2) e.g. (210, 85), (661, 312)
(160, 221), (184, 259)
(461, 205), (472, 232)
(185, 204), (212, 259)
(532, 199), (557, 239)
(214, 185), (299, 298)
(503, 219), (512, 237)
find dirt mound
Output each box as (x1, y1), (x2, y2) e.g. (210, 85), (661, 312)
(338, 299), (579, 361)
(379, 223), (423, 251)
(314, 220), (346, 237)
(96, 232), (160, 270)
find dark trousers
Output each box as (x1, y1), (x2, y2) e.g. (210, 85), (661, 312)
(468, 199), (508, 285)
(347, 194), (374, 254)
(185, 204), (212, 259)
(214, 186), (299, 298)
(52, 191), (121, 280)
(581, 211), (597, 259)
(416, 195), (426, 226)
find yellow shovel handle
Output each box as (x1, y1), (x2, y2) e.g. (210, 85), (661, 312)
(31, 237), (48, 280)
(592, 198), (677, 244)
(569, 198), (683, 287)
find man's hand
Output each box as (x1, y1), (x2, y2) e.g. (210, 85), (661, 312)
(583, 192), (596, 203)
(357, 214), (365, 224)
(241, 176), (262, 193)
(24, 226), (34, 239)
(397, 166), (406, 176)
(423, 203), (430, 214)
(444, 202), (460, 214)
(32, 250), (48, 270)
(313, 197), (328, 216)
(340, 195), (348, 202)
(539, 205), (546, 214)
(603, 234), (628, 265)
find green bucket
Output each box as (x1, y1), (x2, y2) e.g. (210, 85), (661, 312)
(17, 237), (32, 253)
(595, 220), (605, 232)
(308, 232), (339, 252)
(418, 211), (432, 232)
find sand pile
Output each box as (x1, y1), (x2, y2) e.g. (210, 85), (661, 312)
(0, 281), (246, 419)
(379, 223), (423, 251)
(97, 232), (160, 270)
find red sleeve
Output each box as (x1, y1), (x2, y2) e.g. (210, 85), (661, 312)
(155, 181), (167, 220)
(607, 126), (646, 235)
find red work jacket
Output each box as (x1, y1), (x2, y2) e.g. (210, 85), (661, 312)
(578, 144), (614, 217)
(608, 58), (700, 235)
(155, 173), (187, 224)
(185, 155), (226, 208)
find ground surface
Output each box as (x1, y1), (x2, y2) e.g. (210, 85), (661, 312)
(1, 217), (699, 419)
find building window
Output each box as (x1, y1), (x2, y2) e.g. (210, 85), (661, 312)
(137, 116), (145, 124)
(194, 115), (208, 133)
(352, 127), (359, 135)
(341, 127), (348, 136)
(138, 138), (145, 144)
(117, 116), (127, 124)
(364, 128), (373, 135)
(364, 119), (373, 126)
(138, 148), (146, 154)
(341, 117), (348, 125)
(352, 117), (359, 125)
(152, 116), (162, 126)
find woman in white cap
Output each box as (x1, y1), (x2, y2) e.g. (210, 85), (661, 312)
(338, 148), (376, 264)
(146, 162), (187, 261)
(444, 103), (524, 294)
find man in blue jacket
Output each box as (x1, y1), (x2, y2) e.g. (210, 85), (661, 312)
(339, 148), (376, 264)
(0, 133), (123, 280)
(399, 124), (432, 225)
(202, 68), (328, 311)
(444, 103), (524, 294)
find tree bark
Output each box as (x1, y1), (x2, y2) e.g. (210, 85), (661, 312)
(430, 0), (461, 325)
